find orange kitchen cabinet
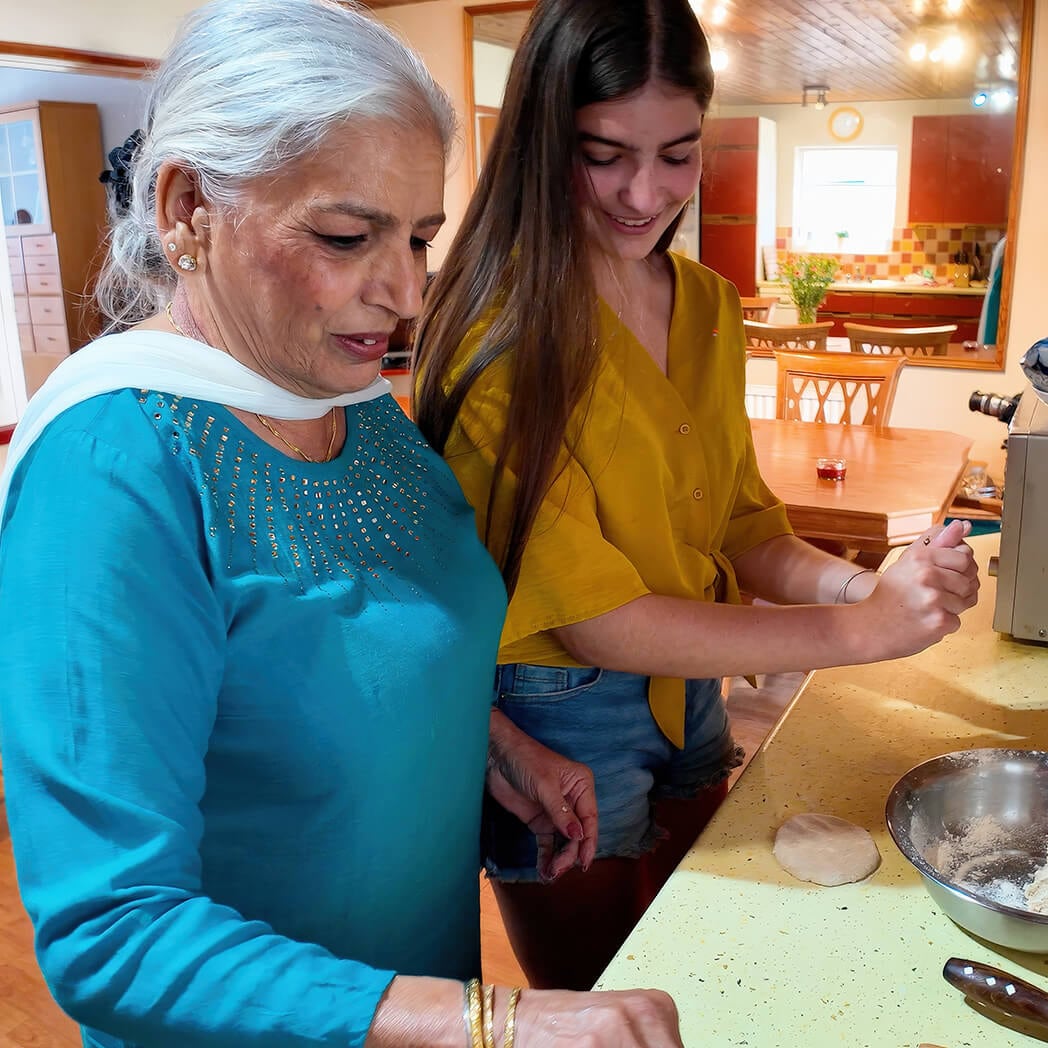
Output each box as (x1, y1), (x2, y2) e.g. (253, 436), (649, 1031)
(699, 223), (758, 299)
(909, 114), (1013, 226)
(700, 116), (775, 297)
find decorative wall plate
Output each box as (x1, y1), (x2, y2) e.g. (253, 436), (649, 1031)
(828, 106), (863, 142)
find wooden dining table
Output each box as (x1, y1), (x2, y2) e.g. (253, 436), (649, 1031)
(749, 418), (972, 552)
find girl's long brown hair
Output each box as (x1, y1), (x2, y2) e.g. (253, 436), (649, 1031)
(414, 0), (713, 596)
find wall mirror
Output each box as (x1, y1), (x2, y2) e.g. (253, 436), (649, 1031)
(0, 42), (150, 410)
(463, 0), (1031, 371)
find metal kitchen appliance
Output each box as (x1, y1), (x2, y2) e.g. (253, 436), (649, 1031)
(991, 387), (1048, 643)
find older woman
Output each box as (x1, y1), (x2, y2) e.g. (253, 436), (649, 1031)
(0, 1), (684, 1045)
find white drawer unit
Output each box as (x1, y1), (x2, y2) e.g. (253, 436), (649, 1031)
(28, 295), (64, 326)
(17, 323), (35, 353)
(32, 325), (70, 354)
(24, 254), (59, 276)
(2, 102), (108, 353)
(21, 234), (58, 257)
(8, 230), (70, 355)
(27, 273), (59, 294)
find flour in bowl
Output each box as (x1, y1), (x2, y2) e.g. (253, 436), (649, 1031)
(920, 814), (1048, 915)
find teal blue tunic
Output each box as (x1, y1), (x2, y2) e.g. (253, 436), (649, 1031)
(0, 389), (506, 1048)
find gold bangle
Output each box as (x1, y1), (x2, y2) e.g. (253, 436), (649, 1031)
(464, 978), (484, 1048)
(834, 568), (873, 605)
(503, 986), (522, 1048)
(481, 983), (496, 1048)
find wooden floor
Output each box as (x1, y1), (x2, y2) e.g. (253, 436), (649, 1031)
(0, 672), (799, 1040)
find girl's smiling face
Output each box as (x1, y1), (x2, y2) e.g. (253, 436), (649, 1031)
(575, 80), (704, 263)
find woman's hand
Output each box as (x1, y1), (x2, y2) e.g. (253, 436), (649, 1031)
(855, 518), (979, 659)
(486, 709), (598, 880)
(515, 987), (684, 1046)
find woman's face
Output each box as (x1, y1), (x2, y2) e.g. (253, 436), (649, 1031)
(196, 120), (445, 398)
(574, 80), (703, 263)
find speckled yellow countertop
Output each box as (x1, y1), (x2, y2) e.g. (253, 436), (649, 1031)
(596, 535), (1048, 1047)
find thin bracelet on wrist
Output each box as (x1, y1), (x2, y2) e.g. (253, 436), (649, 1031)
(463, 978), (484, 1048)
(481, 983), (496, 1048)
(834, 567), (874, 605)
(503, 987), (522, 1048)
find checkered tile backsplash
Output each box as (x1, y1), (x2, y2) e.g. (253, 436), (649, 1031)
(773, 225), (1006, 280)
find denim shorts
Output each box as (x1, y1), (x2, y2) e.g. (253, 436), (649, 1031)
(483, 664), (741, 882)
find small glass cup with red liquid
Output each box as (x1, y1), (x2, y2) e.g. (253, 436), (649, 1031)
(816, 456), (847, 482)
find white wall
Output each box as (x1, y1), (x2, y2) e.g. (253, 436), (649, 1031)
(0, 68), (149, 157)
(2, 1), (203, 58)
(473, 40), (513, 109)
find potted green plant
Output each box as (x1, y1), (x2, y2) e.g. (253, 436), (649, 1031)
(781, 253), (839, 324)
(835, 229), (850, 250)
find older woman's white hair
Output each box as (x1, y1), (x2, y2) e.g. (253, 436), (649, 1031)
(98, 0), (456, 329)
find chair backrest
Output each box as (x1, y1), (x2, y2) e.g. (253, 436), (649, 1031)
(740, 296), (777, 322)
(844, 322), (957, 357)
(774, 349), (906, 429)
(744, 320), (833, 357)
(394, 394), (413, 419)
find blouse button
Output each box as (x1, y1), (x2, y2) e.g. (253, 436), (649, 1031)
(692, 488), (704, 500)
(678, 423), (691, 434)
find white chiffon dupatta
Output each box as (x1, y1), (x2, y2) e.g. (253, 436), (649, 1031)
(0, 330), (392, 522)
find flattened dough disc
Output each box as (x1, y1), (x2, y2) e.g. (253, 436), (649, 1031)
(773, 812), (881, 886)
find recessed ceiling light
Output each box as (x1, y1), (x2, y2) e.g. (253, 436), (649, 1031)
(991, 86), (1013, 108)
(942, 35), (964, 63)
(909, 41), (927, 61)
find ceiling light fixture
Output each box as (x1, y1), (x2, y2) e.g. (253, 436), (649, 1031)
(802, 84), (829, 109)
(710, 46), (729, 72)
(909, 24), (966, 66)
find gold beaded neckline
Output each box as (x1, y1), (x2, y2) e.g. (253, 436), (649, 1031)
(164, 300), (339, 464)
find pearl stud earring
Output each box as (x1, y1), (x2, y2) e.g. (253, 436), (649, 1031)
(167, 242), (177, 252)
(177, 254), (198, 272)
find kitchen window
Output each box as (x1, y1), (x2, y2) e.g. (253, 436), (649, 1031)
(792, 147), (898, 254)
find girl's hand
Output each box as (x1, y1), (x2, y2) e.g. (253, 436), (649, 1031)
(857, 518), (979, 660)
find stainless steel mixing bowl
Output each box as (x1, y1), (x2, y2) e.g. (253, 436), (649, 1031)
(886, 748), (1048, 952)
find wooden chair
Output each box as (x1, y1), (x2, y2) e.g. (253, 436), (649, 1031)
(744, 320), (833, 358)
(774, 350), (906, 430)
(844, 322), (957, 357)
(740, 296), (777, 322)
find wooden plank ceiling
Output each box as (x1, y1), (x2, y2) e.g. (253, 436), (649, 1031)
(368, 0), (1023, 105)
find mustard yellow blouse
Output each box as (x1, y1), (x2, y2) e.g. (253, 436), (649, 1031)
(440, 253), (792, 745)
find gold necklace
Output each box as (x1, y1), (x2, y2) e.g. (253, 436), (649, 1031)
(255, 410), (338, 464)
(166, 301), (338, 464)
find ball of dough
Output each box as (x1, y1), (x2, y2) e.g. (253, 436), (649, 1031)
(773, 812), (881, 886)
